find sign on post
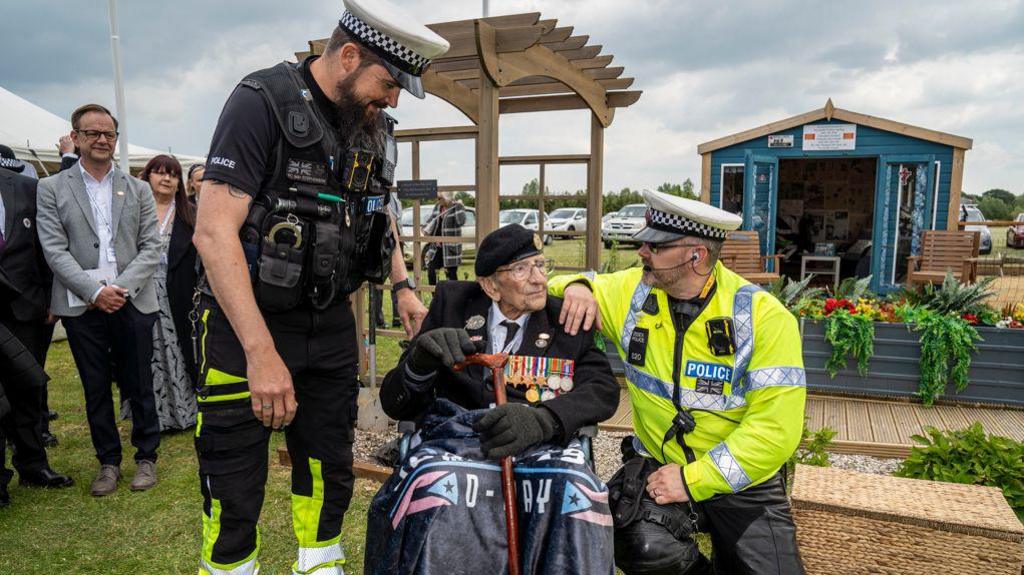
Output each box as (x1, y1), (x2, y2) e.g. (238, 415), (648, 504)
(396, 179), (439, 200)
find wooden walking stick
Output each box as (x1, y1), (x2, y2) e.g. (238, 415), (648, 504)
(454, 352), (519, 575)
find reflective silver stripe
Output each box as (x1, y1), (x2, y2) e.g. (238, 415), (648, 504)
(730, 284), (761, 395)
(294, 542), (345, 574)
(583, 270), (597, 281)
(708, 442), (752, 493)
(201, 557), (259, 575)
(620, 281), (653, 352)
(623, 363), (746, 410)
(746, 366), (806, 392)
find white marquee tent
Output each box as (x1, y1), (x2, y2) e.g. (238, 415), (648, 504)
(1, 85), (204, 176)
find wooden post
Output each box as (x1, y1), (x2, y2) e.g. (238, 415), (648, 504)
(947, 147), (966, 231)
(586, 113), (604, 271)
(700, 153), (712, 203)
(411, 140), (423, 284)
(476, 66), (500, 237)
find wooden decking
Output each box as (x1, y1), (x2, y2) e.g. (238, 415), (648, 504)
(599, 390), (1024, 459)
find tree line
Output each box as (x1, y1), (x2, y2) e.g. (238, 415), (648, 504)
(448, 178), (697, 215)
(964, 189), (1023, 221)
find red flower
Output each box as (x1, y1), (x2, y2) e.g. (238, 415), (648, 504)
(962, 313), (978, 325)
(824, 298), (856, 316)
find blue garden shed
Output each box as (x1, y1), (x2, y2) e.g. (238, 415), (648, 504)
(698, 99), (973, 293)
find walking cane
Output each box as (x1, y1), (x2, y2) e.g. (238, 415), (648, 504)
(453, 352), (519, 575)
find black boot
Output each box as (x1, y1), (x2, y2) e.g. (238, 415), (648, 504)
(0, 469), (12, 508)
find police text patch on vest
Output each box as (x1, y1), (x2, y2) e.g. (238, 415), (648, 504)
(685, 361), (733, 395)
(627, 327), (649, 366)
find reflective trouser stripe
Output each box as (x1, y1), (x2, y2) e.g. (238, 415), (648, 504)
(197, 307), (250, 404)
(292, 537), (346, 574)
(291, 458), (347, 574)
(200, 485), (261, 574)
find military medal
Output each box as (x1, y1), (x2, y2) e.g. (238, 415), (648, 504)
(525, 387), (540, 403)
(535, 333), (550, 349)
(465, 315), (486, 330)
(540, 389), (555, 401)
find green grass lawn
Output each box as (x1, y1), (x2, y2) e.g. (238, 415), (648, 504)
(0, 341), (378, 574)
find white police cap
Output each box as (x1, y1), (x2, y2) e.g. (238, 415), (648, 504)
(340, 0), (450, 99)
(632, 189), (743, 243)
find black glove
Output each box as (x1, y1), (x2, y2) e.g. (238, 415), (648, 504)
(407, 327), (478, 377)
(474, 404), (558, 459)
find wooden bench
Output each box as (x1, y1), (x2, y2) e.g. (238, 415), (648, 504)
(719, 230), (782, 284)
(906, 230), (982, 287)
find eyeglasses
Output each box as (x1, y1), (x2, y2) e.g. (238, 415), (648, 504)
(76, 129), (119, 141)
(495, 258), (555, 280)
(643, 241), (702, 255)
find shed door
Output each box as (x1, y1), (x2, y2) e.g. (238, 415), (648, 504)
(743, 153), (779, 269)
(871, 156), (935, 292)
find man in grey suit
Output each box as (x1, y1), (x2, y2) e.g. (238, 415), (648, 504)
(35, 103), (162, 496)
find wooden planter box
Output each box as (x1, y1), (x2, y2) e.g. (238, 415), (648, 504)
(802, 319), (1024, 407)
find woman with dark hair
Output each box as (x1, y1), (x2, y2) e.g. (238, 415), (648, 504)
(134, 154), (198, 431)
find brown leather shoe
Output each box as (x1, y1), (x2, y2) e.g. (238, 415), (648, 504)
(130, 460), (157, 491)
(90, 465), (120, 497)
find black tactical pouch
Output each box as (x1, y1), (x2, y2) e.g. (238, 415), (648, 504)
(608, 437), (656, 528)
(356, 209), (393, 285)
(254, 214), (307, 312)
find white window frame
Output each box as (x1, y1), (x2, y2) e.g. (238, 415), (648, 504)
(719, 163), (745, 210)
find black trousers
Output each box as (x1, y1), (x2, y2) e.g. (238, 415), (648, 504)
(62, 306), (160, 466)
(0, 317), (50, 476)
(193, 296), (358, 569)
(698, 473), (805, 575)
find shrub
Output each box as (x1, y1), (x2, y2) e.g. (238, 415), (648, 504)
(786, 425), (836, 484)
(895, 424), (1024, 517)
(824, 309), (874, 377)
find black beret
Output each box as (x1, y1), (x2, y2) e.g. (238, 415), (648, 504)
(475, 224), (543, 277)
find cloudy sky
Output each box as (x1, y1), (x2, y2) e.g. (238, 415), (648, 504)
(3, 0), (1022, 196)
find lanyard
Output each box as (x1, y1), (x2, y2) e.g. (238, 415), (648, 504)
(84, 183), (114, 237)
(159, 203), (176, 236)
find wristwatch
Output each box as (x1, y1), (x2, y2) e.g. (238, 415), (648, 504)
(393, 277), (416, 294)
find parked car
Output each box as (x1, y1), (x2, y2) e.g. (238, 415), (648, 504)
(602, 203), (647, 248)
(499, 209), (551, 244)
(960, 204), (992, 254)
(601, 210), (620, 225)
(546, 207), (587, 237)
(400, 205), (476, 264)
(1007, 213), (1024, 249)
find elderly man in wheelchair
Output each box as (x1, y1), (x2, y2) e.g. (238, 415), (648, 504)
(367, 224), (620, 574)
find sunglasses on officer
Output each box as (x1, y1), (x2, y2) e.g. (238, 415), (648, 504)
(642, 241), (703, 255)
(494, 258), (556, 281)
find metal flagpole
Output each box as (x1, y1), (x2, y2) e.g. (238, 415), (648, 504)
(107, 0), (130, 173)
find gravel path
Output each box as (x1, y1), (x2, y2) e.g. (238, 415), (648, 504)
(355, 427), (902, 480)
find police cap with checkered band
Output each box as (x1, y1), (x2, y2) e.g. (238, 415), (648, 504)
(339, 0), (450, 99)
(632, 189), (743, 243)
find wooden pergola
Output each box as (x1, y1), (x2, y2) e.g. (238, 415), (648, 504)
(299, 12), (642, 272)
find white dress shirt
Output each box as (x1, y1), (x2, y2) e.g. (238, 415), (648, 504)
(80, 162), (116, 302)
(489, 302), (530, 354)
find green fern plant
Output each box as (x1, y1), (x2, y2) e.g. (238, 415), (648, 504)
(768, 274), (828, 309)
(824, 309), (874, 376)
(833, 275), (873, 300)
(898, 272), (996, 315)
(906, 308), (981, 405)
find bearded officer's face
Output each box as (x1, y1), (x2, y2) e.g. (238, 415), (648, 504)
(638, 240), (707, 289)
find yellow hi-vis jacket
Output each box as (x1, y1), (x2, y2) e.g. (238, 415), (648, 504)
(549, 263), (806, 502)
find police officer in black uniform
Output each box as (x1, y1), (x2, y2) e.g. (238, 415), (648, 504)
(192, 1), (446, 572)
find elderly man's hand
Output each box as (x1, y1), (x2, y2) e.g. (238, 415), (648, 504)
(646, 463), (689, 505)
(407, 327), (479, 376)
(558, 282), (601, 336)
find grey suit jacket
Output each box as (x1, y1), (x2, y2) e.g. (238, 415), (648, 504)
(36, 164), (160, 317)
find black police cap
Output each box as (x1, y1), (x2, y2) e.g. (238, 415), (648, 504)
(475, 224), (544, 277)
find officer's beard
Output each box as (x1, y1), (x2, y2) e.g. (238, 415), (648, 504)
(334, 71), (386, 154)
